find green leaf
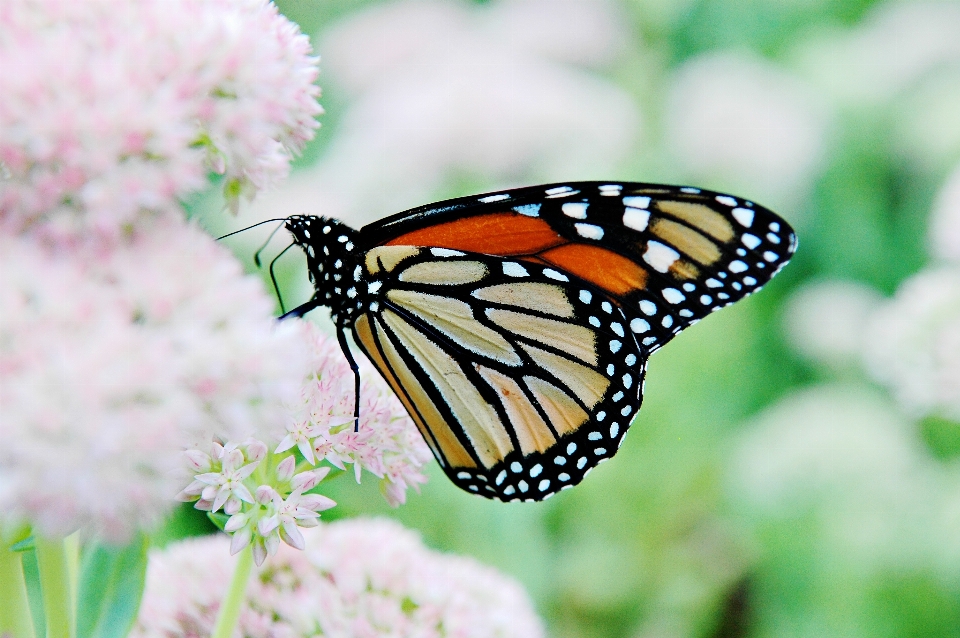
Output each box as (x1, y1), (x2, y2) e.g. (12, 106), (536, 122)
(207, 511), (230, 532)
(11, 536), (35, 552)
(76, 534), (148, 638)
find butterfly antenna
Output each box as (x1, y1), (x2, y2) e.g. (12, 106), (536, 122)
(337, 327), (362, 432)
(268, 242), (295, 314)
(215, 218), (288, 242)
(253, 222), (287, 269)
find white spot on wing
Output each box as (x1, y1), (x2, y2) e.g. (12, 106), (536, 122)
(479, 194), (509, 203)
(543, 268), (569, 282)
(662, 288), (685, 304)
(575, 223), (604, 240)
(623, 196), (651, 208)
(503, 262), (528, 277)
(431, 248), (466, 257)
(623, 207), (650, 231)
(546, 186), (578, 198)
(562, 203), (588, 219)
(513, 204), (541, 217)
(741, 234), (761, 249)
(729, 260), (748, 273)
(732, 207), (754, 227)
(643, 241), (680, 273)
(630, 318), (650, 333)
(716, 195), (737, 207)
(639, 300), (657, 316)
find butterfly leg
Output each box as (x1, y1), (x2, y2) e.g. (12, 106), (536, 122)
(267, 242), (295, 314)
(337, 326), (361, 432)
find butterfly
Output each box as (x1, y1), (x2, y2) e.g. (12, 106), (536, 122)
(277, 182), (796, 502)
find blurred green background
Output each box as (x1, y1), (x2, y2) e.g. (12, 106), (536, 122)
(189, 0), (960, 636)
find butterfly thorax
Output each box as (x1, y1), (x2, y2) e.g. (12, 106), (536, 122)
(285, 215), (367, 327)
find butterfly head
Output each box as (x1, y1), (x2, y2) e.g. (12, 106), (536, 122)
(285, 215), (366, 326)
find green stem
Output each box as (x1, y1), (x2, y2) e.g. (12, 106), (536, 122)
(0, 539), (36, 638)
(34, 537), (75, 638)
(63, 534), (79, 631)
(210, 547), (254, 638)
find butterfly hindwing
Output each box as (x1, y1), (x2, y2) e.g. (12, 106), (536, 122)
(350, 245), (645, 501)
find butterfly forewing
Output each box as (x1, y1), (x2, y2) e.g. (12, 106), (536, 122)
(350, 246), (645, 500)
(359, 182), (796, 355)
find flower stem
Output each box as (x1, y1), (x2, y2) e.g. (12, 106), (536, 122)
(211, 546), (254, 638)
(34, 536), (75, 638)
(0, 539), (36, 638)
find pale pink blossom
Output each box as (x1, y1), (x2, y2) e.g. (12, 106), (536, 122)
(0, 0), (321, 240)
(862, 267), (960, 421)
(783, 279), (883, 370)
(179, 440), (338, 565)
(281, 321), (433, 506)
(731, 385), (960, 576)
(176, 324), (429, 561)
(0, 219), (310, 541)
(929, 164), (960, 262)
(665, 51), (828, 212)
(132, 518), (546, 638)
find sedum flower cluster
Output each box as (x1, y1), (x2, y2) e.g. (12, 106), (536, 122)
(785, 164), (960, 421)
(177, 322), (432, 563)
(280, 321), (433, 507)
(0, 0), (322, 239)
(133, 517), (546, 637)
(0, 0), (322, 542)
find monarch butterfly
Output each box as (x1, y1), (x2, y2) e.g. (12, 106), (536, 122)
(278, 182), (796, 502)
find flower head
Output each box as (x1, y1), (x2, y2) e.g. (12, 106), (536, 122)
(862, 267), (960, 421)
(279, 321), (433, 506)
(0, 0), (321, 240)
(132, 518), (546, 637)
(0, 219), (309, 541)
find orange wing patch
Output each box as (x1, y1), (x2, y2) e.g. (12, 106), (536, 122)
(384, 211), (650, 299)
(540, 243), (648, 296)
(385, 212), (565, 256)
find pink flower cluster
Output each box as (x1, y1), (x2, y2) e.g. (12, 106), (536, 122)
(0, 220), (310, 541)
(0, 0), (321, 240)
(0, 0), (323, 542)
(280, 322), (433, 506)
(133, 518), (545, 638)
(177, 439), (335, 565)
(175, 322), (431, 561)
